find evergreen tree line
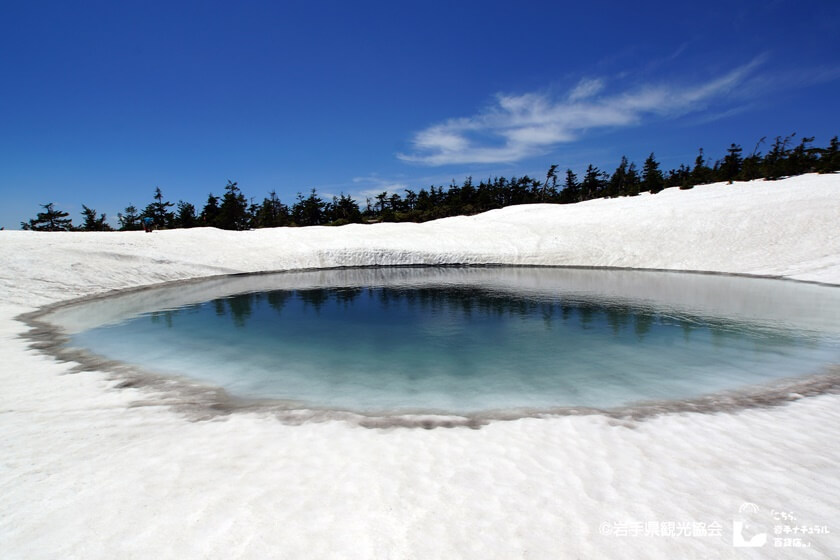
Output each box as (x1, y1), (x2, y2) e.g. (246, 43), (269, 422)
(21, 133), (840, 231)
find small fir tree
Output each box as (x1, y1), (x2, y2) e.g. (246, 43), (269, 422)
(720, 144), (743, 184)
(117, 204), (142, 230)
(21, 203), (74, 231)
(175, 201), (198, 228)
(559, 169), (580, 203)
(143, 187), (175, 228)
(200, 193), (220, 226)
(217, 181), (249, 230)
(642, 153), (665, 193)
(80, 205), (113, 231)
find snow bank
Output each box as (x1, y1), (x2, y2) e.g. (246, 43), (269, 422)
(1, 175), (839, 559)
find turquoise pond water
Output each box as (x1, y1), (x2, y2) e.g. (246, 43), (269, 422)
(61, 267), (840, 414)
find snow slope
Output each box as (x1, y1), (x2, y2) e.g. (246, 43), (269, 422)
(1, 174), (839, 559)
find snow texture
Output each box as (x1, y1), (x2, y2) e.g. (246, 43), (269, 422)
(1, 174), (839, 559)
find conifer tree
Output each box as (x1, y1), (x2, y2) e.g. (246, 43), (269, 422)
(327, 194), (361, 224)
(291, 189), (326, 226)
(626, 162), (640, 196)
(200, 194), (220, 226)
(387, 193), (403, 218)
(642, 153), (665, 193)
(691, 148), (714, 186)
(217, 181), (249, 230)
(739, 138), (765, 181)
(80, 205), (113, 231)
(666, 164), (691, 189)
(143, 187), (175, 228)
(559, 169), (580, 204)
(720, 144), (743, 183)
(117, 204), (142, 230)
(818, 136), (840, 173)
(414, 189), (431, 213)
(608, 156), (629, 197)
(764, 134), (796, 180)
(21, 203), (74, 231)
(541, 164), (559, 202)
(175, 201), (198, 228)
(374, 192), (388, 214)
(581, 165), (606, 200)
(404, 189), (417, 211)
(788, 136), (818, 175)
(254, 190), (289, 228)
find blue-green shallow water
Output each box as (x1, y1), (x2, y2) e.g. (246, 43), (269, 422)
(65, 268), (840, 414)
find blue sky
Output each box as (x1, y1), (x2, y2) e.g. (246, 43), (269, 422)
(1, 0), (838, 228)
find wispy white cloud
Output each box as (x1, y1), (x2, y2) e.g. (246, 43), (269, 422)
(321, 174), (412, 206)
(312, 174), (411, 204)
(398, 58), (765, 166)
(352, 175), (409, 194)
(568, 77), (604, 101)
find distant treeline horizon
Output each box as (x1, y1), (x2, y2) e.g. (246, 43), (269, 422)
(20, 133), (840, 232)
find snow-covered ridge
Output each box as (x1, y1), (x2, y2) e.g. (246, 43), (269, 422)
(2, 174), (838, 311)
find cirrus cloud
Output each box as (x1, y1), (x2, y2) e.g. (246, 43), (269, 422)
(398, 58), (764, 166)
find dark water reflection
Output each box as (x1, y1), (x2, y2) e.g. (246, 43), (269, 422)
(148, 285), (807, 347)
